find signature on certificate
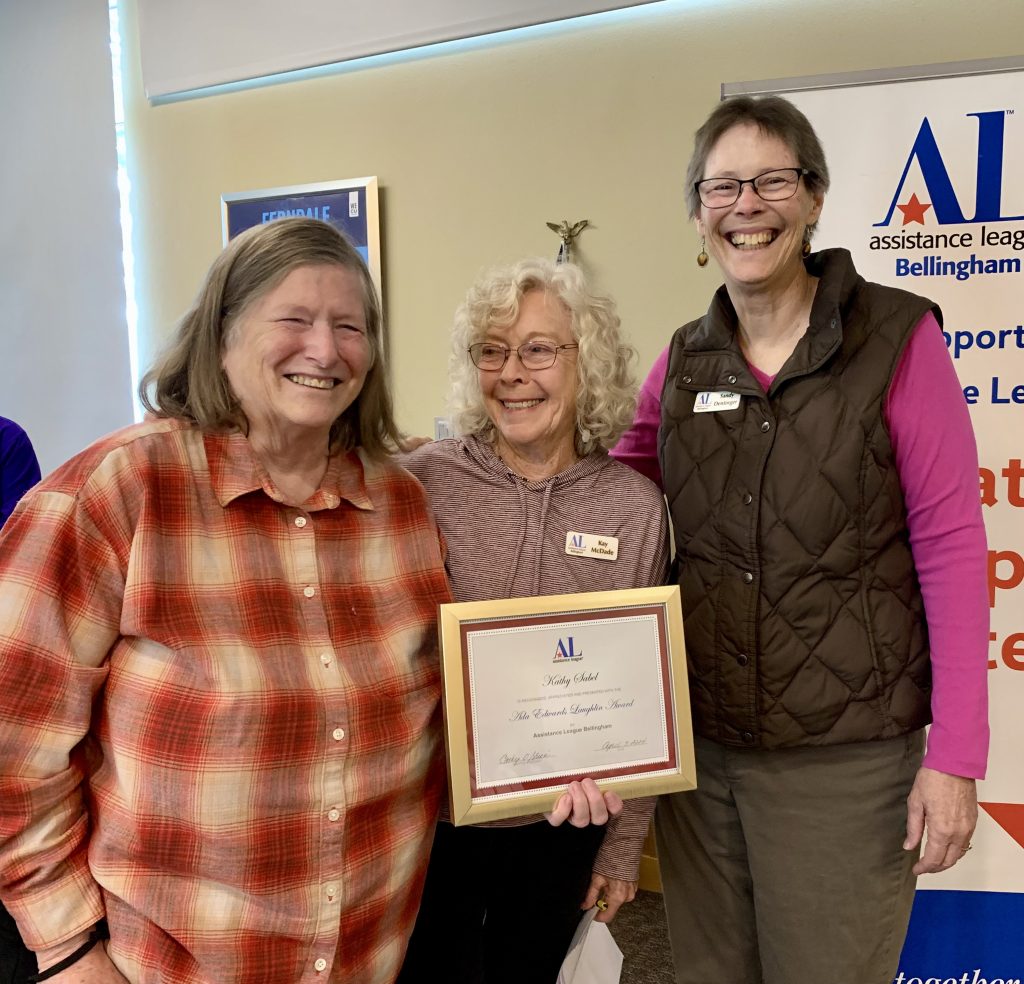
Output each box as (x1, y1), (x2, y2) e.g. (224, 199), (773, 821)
(497, 750), (554, 767)
(597, 738), (649, 752)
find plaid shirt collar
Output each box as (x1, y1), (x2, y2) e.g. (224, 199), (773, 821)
(203, 430), (375, 513)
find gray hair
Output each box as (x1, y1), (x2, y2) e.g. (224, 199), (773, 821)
(684, 95), (830, 234)
(140, 217), (400, 458)
(448, 258), (637, 455)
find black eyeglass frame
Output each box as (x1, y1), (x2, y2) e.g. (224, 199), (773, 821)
(694, 167), (814, 209)
(468, 341), (580, 371)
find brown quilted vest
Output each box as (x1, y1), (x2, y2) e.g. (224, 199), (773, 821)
(659, 249), (938, 749)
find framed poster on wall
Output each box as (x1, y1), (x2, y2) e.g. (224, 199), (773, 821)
(221, 177), (381, 295)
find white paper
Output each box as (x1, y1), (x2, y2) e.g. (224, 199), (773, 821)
(467, 613), (672, 793)
(557, 908), (623, 984)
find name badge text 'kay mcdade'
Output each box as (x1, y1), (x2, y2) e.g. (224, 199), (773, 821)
(565, 531), (619, 561)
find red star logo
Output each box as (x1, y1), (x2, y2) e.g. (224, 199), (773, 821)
(980, 802), (1024, 850)
(897, 193), (932, 226)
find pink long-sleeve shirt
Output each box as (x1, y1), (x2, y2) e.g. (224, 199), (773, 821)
(612, 312), (989, 778)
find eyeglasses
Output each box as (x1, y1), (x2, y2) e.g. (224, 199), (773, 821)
(468, 341), (579, 371)
(695, 168), (812, 209)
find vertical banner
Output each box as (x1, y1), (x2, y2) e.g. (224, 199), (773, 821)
(727, 61), (1024, 980)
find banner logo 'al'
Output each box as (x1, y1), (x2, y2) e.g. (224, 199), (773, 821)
(868, 108), (1024, 284)
(875, 111), (1024, 227)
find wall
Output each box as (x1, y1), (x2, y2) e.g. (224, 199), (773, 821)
(122, 0), (1024, 437)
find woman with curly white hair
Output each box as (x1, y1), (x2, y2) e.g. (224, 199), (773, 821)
(397, 258), (669, 984)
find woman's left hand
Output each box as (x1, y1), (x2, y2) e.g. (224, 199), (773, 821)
(545, 778), (624, 828)
(582, 873), (638, 923)
(904, 765), (978, 875)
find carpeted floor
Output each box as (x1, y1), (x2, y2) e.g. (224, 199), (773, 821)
(608, 889), (675, 984)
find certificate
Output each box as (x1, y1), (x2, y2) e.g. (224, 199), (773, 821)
(439, 586), (695, 825)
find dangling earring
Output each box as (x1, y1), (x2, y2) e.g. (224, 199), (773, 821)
(802, 238), (811, 257)
(697, 238), (709, 267)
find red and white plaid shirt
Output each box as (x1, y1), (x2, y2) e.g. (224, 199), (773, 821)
(0, 419), (451, 984)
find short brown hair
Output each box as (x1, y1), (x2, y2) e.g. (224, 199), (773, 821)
(140, 217), (399, 458)
(684, 95), (830, 222)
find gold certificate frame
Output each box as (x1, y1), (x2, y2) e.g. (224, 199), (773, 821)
(439, 585), (695, 826)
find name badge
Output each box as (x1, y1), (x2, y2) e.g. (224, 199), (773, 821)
(565, 531), (619, 561)
(693, 391), (741, 413)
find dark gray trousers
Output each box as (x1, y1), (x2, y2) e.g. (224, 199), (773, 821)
(656, 731), (924, 984)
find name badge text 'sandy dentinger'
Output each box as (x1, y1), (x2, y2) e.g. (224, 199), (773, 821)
(693, 391), (741, 413)
(565, 531), (619, 561)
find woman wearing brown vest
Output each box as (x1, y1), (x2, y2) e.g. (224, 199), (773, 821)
(613, 96), (989, 984)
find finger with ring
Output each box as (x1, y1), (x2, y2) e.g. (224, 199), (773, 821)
(595, 899), (609, 911)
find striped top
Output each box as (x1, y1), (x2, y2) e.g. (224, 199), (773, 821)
(403, 436), (670, 881)
(0, 418), (452, 984)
